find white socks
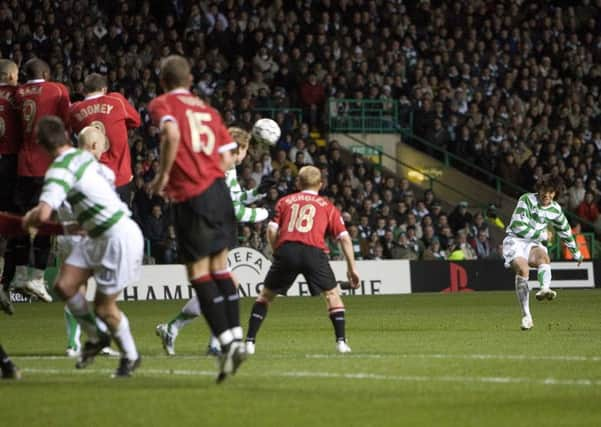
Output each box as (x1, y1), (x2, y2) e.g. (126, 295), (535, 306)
(113, 313), (138, 360)
(66, 293), (100, 342)
(168, 296), (202, 335)
(537, 264), (552, 291)
(515, 275), (531, 318)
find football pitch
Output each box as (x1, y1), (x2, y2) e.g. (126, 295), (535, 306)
(2, 290), (601, 427)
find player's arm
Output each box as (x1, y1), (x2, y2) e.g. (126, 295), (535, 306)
(22, 202), (53, 229)
(24, 167), (73, 230)
(57, 84), (71, 125)
(338, 233), (360, 288)
(266, 222), (278, 248)
(552, 210), (583, 265)
(329, 206), (360, 288)
(235, 202), (269, 223)
(122, 95), (142, 128)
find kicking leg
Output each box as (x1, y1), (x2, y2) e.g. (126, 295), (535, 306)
(530, 248), (554, 301)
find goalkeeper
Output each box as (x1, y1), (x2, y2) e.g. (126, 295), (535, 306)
(156, 127), (274, 355)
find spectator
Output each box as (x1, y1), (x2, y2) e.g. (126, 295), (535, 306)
(576, 191), (599, 228)
(472, 229), (492, 259)
(422, 238), (446, 260)
(144, 204), (168, 264)
(448, 201), (473, 233)
(390, 232), (419, 260)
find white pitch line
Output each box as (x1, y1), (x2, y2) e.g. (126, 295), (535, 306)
(305, 353), (601, 362)
(14, 353), (601, 362)
(20, 367), (601, 388)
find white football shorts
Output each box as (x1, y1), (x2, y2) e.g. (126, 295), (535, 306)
(66, 217), (144, 295)
(502, 235), (548, 269)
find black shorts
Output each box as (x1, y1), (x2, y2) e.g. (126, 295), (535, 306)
(172, 178), (236, 263)
(14, 175), (44, 214)
(116, 181), (133, 207)
(0, 155), (17, 212)
(264, 242), (336, 296)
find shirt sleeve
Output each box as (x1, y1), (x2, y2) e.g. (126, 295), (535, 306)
(114, 93), (141, 129)
(269, 199), (283, 229)
(57, 84), (71, 125)
(39, 167), (75, 210)
(148, 97), (175, 129)
(552, 209), (580, 257)
(215, 113), (237, 153)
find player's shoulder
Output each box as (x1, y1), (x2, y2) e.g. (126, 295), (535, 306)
(148, 93), (170, 110)
(45, 80), (69, 93)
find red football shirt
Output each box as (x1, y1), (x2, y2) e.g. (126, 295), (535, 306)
(148, 89), (235, 202)
(69, 92), (141, 187)
(271, 190), (348, 251)
(0, 83), (20, 155)
(15, 79), (70, 177)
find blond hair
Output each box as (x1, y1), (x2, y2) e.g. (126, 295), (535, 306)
(228, 127), (251, 153)
(298, 165), (322, 189)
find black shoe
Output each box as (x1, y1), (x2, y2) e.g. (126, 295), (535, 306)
(0, 288), (14, 315)
(76, 333), (111, 369)
(1, 361), (21, 380)
(112, 357), (141, 378)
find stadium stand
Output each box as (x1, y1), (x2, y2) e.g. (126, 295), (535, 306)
(2, 0), (600, 262)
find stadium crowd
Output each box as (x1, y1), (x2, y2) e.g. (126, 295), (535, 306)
(1, 0), (600, 262)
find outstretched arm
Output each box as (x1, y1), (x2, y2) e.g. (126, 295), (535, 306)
(338, 233), (360, 288)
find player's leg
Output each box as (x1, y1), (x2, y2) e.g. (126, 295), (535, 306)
(0, 344), (20, 380)
(94, 291), (140, 377)
(156, 295), (201, 356)
(245, 244), (299, 354)
(245, 287), (277, 355)
(503, 236), (533, 330)
(510, 257), (532, 330)
(12, 177), (52, 302)
(54, 263), (110, 367)
(530, 247), (555, 301)
(64, 305), (81, 357)
(303, 247), (351, 352)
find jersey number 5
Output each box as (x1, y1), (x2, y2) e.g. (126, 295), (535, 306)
(186, 110), (215, 155)
(287, 204), (316, 233)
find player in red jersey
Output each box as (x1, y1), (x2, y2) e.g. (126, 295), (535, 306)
(0, 59), (20, 313)
(245, 165), (360, 354)
(69, 73), (141, 204)
(11, 58), (70, 302)
(148, 55), (244, 383)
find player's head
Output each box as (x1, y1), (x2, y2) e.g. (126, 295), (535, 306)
(228, 126), (251, 165)
(159, 55), (192, 91)
(83, 73), (108, 96)
(536, 176), (560, 206)
(298, 165), (323, 191)
(23, 58), (50, 81)
(36, 116), (68, 156)
(78, 126), (108, 159)
(0, 59), (18, 86)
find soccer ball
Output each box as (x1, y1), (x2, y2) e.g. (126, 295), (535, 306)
(251, 118), (281, 145)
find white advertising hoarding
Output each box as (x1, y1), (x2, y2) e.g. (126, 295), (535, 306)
(87, 247), (411, 301)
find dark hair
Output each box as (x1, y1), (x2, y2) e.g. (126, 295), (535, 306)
(83, 73), (107, 94)
(160, 55), (190, 89)
(23, 58), (50, 80)
(536, 176), (562, 194)
(37, 116), (68, 151)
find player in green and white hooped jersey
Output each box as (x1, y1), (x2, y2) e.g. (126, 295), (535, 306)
(60, 126), (119, 358)
(502, 178), (583, 331)
(156, 127), (270, 356)
(23, 117), (144, 377)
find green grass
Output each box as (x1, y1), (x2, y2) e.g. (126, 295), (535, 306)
(2, 290), (601, 427)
